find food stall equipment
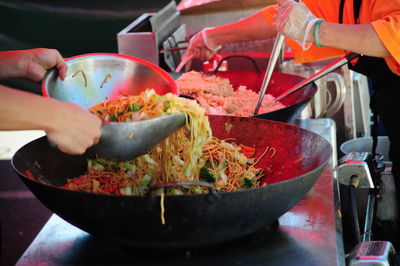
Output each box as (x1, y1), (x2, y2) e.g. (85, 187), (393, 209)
(117, 1), (185, 68)
(117, 4), (318, 123)
(12, 116), (332, 249)
(15, 118), (345, 265)
(337, 152), (398, 265)
(11, 1), (383, 264)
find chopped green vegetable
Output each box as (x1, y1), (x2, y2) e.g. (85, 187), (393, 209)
(172, 188), (184, 195)
(242, 178), (254, 188)
(123, 162), (135, 169)
(90, 158), (107, 166)
(141, 174), (152, 186)
(150, 93), (161, 102)
(111, 114), (118, 122)
(129, 103), (141, 112)
(200, 167), (216, 183)
(163, 101), (172, 112)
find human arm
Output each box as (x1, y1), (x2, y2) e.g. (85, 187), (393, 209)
(182, 10), (277, 61)
(0, 85), (102, 155)
(318, 23), (390, 58)
(275, 0), (391, 58)
(0, 48), (67, 81)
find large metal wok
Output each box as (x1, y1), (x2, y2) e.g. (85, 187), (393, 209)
(12, 115), (331, 249)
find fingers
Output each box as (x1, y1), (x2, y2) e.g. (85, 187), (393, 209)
(47, 124), (101, 155)
(182, 29), (218, 62)
(278, 0), (294, 7)
(46, 102), (102, 155)
(28, 67), (47, 83)
(53, 50), (68, 80)
(27, 48), (67, 82)
(274, 0), (316, 41)
(274, 7), (292, 34)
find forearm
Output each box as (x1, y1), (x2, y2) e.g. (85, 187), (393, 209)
(318, 22), (390, 58)
(207, 11), (277, 47)
(0, 51), (27, 80)
(0, 85), (59, 131)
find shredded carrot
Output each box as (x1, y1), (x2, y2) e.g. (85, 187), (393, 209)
(241, 145), (256, 158)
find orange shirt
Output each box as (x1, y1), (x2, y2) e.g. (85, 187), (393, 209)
(261, 0), (400, 75)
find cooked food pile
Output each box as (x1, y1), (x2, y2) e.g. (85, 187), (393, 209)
(176, 71), (285, 116)
(60, 89), (268, 195)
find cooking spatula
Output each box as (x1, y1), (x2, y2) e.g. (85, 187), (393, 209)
(253, 33), (286, 115)
(274, 53), (360, 102)
(90, 113), (186, 161)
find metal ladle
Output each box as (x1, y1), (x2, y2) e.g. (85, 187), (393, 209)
(90, 114), (186, 161)
(253, 33), (286, 115)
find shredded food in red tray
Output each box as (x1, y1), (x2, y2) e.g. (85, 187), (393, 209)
(176, 71), (285, 116)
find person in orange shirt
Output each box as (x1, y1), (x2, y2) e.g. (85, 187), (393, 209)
(183, 0), (400, 205)
(0, 48), (102, 154)
(184, 0), (397, 69)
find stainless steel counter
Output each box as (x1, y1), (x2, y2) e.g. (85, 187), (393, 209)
(17, 118), (345, 266)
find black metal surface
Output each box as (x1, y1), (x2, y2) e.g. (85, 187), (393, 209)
(11, 116), (332, 248)
(249, 72), (317, 123)
(252, 99), (310, 123)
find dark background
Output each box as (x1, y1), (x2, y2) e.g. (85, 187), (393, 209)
(0, 0), (178, 94)
(0, 1), (179, 265)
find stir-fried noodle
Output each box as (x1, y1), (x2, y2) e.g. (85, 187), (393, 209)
(61, 90), (270, 196)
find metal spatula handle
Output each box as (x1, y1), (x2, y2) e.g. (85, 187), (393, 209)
(274, 52), (360, 102)
(253, 33), (286, 115)
(175, 54), (193, 73)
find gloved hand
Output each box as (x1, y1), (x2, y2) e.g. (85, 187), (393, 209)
(274, 0), (321, 50)
(182, 27), (222, 62)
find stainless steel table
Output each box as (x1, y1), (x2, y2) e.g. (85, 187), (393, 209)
(17, 119), (345, 266)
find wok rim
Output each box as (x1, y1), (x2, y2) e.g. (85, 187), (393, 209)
(11, 117), (332, 199)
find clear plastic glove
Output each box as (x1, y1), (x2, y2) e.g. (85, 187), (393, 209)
(274, 0), (321, 50)
(181, 27), (222, 62)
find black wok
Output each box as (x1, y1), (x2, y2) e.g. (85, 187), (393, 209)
(12, 115), (331, 248)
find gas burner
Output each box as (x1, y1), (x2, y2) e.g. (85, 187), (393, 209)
(98, 220), (280, 259)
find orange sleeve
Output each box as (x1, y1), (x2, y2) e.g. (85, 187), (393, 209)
(261, 0), (400, 72)
(371, 13), (400, 74)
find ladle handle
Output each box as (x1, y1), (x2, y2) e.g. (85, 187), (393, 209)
(253, 33), (286, 115)
(274, 52), (360, 102)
